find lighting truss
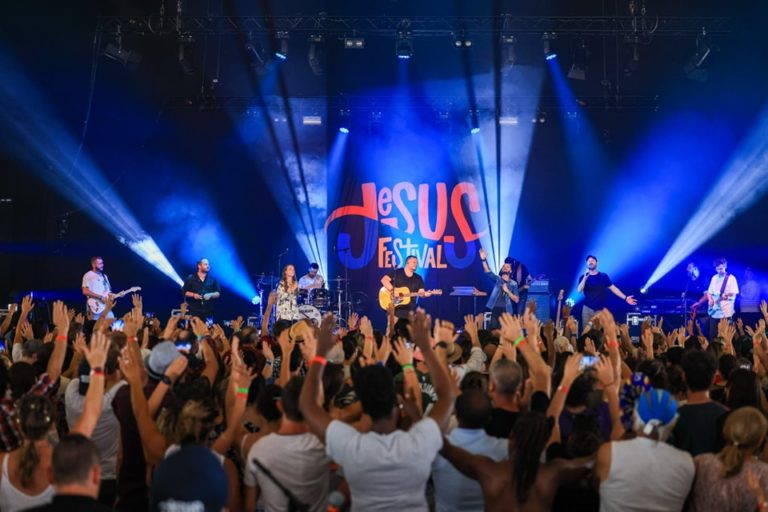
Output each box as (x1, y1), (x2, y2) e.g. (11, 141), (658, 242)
(96, 15), (731, 38)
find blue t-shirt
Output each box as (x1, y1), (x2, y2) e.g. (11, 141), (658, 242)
(579, 272), (613, 310)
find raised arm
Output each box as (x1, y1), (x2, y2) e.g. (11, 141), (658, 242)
(608, 285), (637, 305)
(48, 300), (70, 382)
(120, 344), (169, 465)
(70, 331), (109, 437)
(299, 313), (337, 443)
(12, 295), (34, 351)
(501, 313), (550, 395)
(392, 337), (423, 413)
(478, 247), (493, 275)
(261, 291), (277, 337)
(409, 311), (456, 432)
(212, 339), (253, 455)
(0, 303), (16, 337)
(440, 437), (498, 482)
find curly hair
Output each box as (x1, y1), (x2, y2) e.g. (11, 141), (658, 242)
(509, 411), (554, 504)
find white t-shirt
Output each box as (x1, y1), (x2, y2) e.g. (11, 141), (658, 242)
(600, 437), (695, 512)
(298, 274), (325, 290)
(707, 274), (739, 318)
(64, 379), (127, 480)
(325, 417), (443, 512)
(82, 270), (111, 298)
(243, 432), (331, 512)
(432, 428), (508, 512)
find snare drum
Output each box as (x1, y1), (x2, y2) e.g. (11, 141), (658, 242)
(298, 305), (322, 326)
(310, 288), (330, 309)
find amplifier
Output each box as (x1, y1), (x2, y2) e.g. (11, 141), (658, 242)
(529, 279), (549, 294)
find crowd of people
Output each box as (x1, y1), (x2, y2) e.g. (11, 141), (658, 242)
(3, 285), (768, 512)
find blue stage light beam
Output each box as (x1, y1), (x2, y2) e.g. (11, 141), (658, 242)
(325, 128), (350, 278)
(154, 192), (257, 301)
(643, 105), (768, 291)
(0, 51), (183, 286)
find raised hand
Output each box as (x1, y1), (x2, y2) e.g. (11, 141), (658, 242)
(626, 295), (637, 306)
(478, 247), (487, 260)
(392, 337), (414, 366)
(347, 312), (359, 332)
(407, 309), (432, 351)
(594, 354), (614, 387)
(433, 319), (456, 344)
(374, 335), (392, 365)
(20, 294), (35, 316)
(316, 312), (337, 358)
(83, 331), (110, 370)
(498, 313), (523, 343)
(641, 328), (654, 357)
(52, 300), (70, 336)
(562, 352), (582, 384)
(119, 345), (143, 386)
(73, 332), (87, 355)
(463, 314), (479, 344)
(19, 321), (33, 341)
(230, 315), (244, 332)
(179, 302), (188, 318)
(299, 328), (318, 362)
(189, 317), (209, 338)
(261, 341), (275, 362)
(584, 337), (597, 356)
(359, 316), (374, 340)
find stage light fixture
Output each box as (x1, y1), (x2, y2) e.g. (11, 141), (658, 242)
(542, 32), (557, 59)
(177, 33), (195, 75)
(302, 115), (322, 126)
(501, 34), (517, 67)
(395, 20), (413, 59)
(308, 34), (324, 76)
(102, 24), (142, 68)
(471, 127), (480, 134)
(567, 39), (588, 81)
(454, 34), (472, 48)
(344, 37), (365, 49)
(275, 31), (289, 60)
(684, 27), (715, 82)
(339, 127), (349, 134)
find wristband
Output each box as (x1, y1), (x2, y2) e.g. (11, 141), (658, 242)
(197, 334), (205, 341)
(55, 335), (67, 342)
(607, 340), (619, 348)
(310, 356), (327, 367)
(237, 386), (250, 394)
(160, 375), (173, 386)
(265, 359), (274, 366)
(236, 391), (249, 399)
(127, 336), (138, 343)
(90, 368), (105, 377)
(401, 363), (415, 372)
(558, 385), (569, 394)
(512, 335), (526, 348)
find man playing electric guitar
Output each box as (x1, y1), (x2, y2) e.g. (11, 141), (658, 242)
(380, 255), (433, 319)
(82, 256), (140, 319)
(705, 257), (739, 338)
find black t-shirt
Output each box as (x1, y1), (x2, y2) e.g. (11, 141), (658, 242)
(670, 401), (728, 456)
(181, 273), (221, 318)
(390, 268), (425, 318)
(579, 272), (613, 310)
(485, 408), (520, 439)
(25, 495), (114, 512)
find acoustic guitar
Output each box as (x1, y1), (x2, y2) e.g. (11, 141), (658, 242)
(378, 287), (442, 310)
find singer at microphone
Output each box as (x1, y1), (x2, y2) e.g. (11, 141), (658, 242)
(577, 254), (637, 328)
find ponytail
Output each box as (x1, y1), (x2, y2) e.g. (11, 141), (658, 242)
(18, 442), (40, 488)
(718, 443), (745, 477)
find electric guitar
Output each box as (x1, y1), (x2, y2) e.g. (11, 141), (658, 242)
(87, 286), (142, 315)
(708, 292), (735, 318)
(554, 289), (565, 332)
(378, 287), (442, 310)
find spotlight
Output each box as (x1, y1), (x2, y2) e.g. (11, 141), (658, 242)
(308, 34), (324, 76)
(499, 116), (519, 126)
(339, 127), (349, 134)
(501, 34), (517, 67)
(177, 33), (195, 75)
(344, 37), (365, 49)
(302, 115), (322, 126)
(251, 295), (261, 305)
(542, 32), (557, 59)
(454, 34), (472, 48)
(102, 25), (142, 68)
(471, 127), (480, 134)
(395, 19), (413, 59)
(684, 27), (715, 82)
(275, 31), (289, 60)
(567, 39), (588, 81)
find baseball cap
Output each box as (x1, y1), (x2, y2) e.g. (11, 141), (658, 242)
(151, 444), (228, 512)
(145, 341), (183, 381)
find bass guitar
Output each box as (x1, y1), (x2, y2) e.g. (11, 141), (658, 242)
(379, 287), (442, 310)
(87, 286), (142, 315)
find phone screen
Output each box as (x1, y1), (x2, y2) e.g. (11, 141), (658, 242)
(175, 341), (192, 353)
(580, 355), (597, 371)
(0, 339), (6, 352)
(112, 319), (125, 331)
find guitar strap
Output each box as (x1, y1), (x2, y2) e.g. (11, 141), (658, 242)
(718, 273), (729, 298)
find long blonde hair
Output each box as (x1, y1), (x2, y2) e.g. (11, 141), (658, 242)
(718, 406), (768, 477)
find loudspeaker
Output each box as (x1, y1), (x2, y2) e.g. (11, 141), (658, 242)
(528, 293), (551, 321)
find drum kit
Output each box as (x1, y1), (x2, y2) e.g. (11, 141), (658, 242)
(251, 274), (368, 327)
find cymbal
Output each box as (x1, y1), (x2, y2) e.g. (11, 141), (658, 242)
(253, 274), (280, 285)
(327, 277), (350, 283)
